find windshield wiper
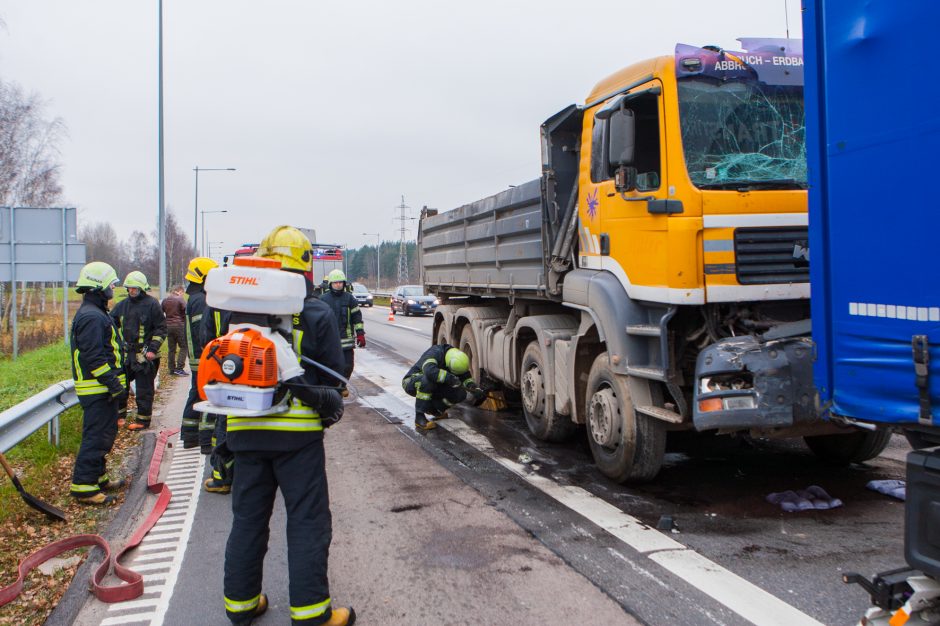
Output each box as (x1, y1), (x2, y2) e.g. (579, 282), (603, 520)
(697, 178), (806, 191)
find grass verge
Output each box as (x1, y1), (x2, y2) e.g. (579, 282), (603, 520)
(0, 342), (151, 625)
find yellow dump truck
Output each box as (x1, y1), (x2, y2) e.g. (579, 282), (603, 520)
(420, 39), (891, 483)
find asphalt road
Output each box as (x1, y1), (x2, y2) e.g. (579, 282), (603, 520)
(71, 305), (910, 626)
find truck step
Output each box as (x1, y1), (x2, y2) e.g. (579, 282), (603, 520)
(635, 404), (684, 424)
(626, 324), (661, 337)
(626, 365), (667, 381)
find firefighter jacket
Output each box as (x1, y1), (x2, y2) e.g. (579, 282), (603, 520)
(404, 343), (476, 393)
(318, 288), (364, 350)
(111, 293), (167, 360)
(185, 284), (208, 372)
(225, 293), (345, 453)
(201, 304), (232, 345)
(70, 291), (126, 397)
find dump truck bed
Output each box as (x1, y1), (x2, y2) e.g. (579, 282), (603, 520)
(420, 178), (553, 299)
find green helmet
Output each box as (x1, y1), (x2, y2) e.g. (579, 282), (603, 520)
(76, 262), (119, 292)
(327, 269), (347, 283)
(445, 348), (470, 375)
(124, 271), (150, 291)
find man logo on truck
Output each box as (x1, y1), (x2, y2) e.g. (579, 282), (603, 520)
(792, 241), (809, 265)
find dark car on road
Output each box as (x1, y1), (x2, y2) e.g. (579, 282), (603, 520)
(352, 282), (374, 307)
(391, 285), (438, 316)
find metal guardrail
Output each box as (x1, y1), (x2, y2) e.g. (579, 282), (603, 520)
(0, 380), (77, 453)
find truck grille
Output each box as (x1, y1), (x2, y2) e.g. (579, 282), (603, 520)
(734, 226), (810, 285)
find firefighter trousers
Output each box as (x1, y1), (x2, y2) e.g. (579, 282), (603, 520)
(224, 442), (333, 624)
(70, 393), (119, 496)
(180, 371), (201, 445)
(119, 358), (159, 419)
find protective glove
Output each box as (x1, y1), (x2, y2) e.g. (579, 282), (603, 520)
(105, 376), (125, 401)
(356, 331), (366, 348)
(444, 372), (462, 388)
(469, 388), (488, 406)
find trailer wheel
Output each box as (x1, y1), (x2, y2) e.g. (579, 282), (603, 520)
(521, 342), (575, 442)
(585, 353), (665, 483)
(804, 429), (892, 464)
(435, 323), (449, 346)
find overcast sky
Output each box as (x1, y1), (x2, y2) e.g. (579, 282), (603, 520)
(1, 0), (802, 260)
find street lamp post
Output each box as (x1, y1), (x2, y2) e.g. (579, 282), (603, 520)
(363, 232), (380, 291)
(201, 210), (228, 258)
(193, 166), (235, 255)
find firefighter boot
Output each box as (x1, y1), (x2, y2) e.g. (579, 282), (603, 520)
(323, 607), (357, 626)
(99, 477), (128, 492)
(127, 419), (151, 431)
(74, 492), (115, 506)
(204, 477), (232, 494)
(414, 412), (436, 431)
(230, 593), (268, 625)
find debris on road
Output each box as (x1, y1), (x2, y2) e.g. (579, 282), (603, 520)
(766, 485), (843, 512)
(866, 479), (906, 501)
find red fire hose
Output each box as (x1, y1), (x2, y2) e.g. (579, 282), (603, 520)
(0, 428), (182, 606)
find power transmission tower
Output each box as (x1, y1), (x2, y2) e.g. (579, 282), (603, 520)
(394, 195), (416, 284)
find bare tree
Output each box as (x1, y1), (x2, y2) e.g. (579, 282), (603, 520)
(0, 79), (65, 207)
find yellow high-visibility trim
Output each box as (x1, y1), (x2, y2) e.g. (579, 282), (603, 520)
(75, 380), (108, 395)
(437, 370), (448, 383)
(214, 312), (222, 337)
(91, 363), (111, 377)
(225, 594), (260, 613)
(226, 418), (323, 432)
(70, 483), (99, 493)
(73, 349), (83, 381)
(293, 329), (304, 363)
(290, 598), (331, 620)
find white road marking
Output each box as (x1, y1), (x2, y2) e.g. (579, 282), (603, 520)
(93, 439), (206, 626)
(354, 351), (825, 626)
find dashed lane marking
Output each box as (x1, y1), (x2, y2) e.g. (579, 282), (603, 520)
(94, 440), (205, 625)
(354, 350), (824, 626)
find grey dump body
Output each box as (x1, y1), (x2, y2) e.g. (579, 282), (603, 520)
(420, 179), (553, 299)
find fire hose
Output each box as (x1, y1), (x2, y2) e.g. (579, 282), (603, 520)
(0, 428), (180, 606)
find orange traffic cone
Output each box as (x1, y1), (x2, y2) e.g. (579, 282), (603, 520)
(388, 307), (395, 322)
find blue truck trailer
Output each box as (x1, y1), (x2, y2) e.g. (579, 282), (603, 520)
(804, 1), (940, 621)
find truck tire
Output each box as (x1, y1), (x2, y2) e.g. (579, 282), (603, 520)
(585, 353), (665, 483)
(804, 429), (892, 464)
(459, 325), (482, 384)
(435, 323), (449, 346)
(521, 342), (575, 442)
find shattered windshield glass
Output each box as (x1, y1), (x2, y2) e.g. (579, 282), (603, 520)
(675, 40), (806, 190)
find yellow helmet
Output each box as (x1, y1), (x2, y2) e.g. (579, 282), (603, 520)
(124, 271), (150, 291)
(76, 261), (119, 292)
(185, 257), (218, 284)
(257, 225), (312, 271)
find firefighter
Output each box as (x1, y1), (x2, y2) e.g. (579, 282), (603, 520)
(69, 262), (126, 505)
(222, 226), (356, 626)
(402, 344), (486, 430)
(202, 304), (234, 494)
(318, 269), (365, 381)
(111, 271), (167, 431)
(179, 257), (218, 450)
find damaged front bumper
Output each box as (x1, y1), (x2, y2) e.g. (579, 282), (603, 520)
(693, 335), (816, 431)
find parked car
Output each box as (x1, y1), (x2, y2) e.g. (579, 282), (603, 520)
(391, 285), (438, 316)
(351, 282), (374, 307)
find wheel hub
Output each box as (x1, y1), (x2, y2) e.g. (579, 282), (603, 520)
(589, 388), (620, 447)
(522, 367), (543, 415)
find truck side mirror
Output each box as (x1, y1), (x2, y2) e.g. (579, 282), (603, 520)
(608, 108), (636, 169)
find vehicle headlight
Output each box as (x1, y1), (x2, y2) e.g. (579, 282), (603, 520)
(407, 299), (416, 304)
(432, 299), (439, 305)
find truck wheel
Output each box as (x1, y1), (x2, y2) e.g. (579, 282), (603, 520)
(521, 342), (575, 442)
(585, 353), (665, 483)
(459, 325), (482, 383)
(804, 429), (892, 464)
(435, 323), (449, 346)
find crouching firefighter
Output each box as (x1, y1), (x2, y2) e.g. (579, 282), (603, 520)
(179, 257), (218, 450)
(402, 344), (486, 430)
(218, 226), (356, 626)
(69, 262), (127, 505)
(111, 271), (167, 431)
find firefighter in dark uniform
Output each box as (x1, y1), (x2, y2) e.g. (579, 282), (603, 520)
(110, 271), (167, 431)
(179, 257), (218, 450)
(402, 343), (486, 430)
(318, 269), (365, 381)
(222, 226), (356, 626)
(202, 304), (234, 494)
(69, 262), (126, 505)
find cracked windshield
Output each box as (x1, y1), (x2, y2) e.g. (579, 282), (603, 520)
(676, 43), (806, 190)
